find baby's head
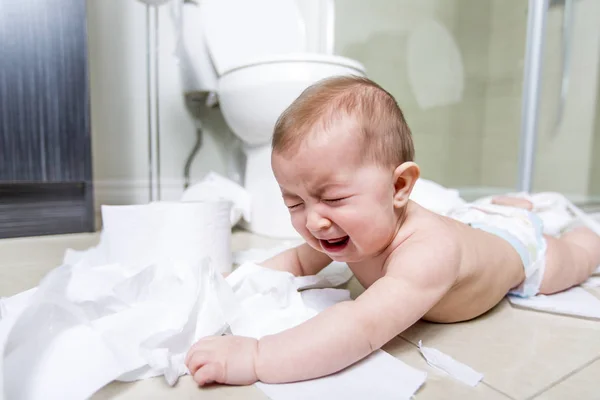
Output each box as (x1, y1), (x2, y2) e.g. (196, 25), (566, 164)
(271, 76), (419, 262)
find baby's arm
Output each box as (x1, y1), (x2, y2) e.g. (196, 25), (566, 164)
(254, 240), (460, 383)
(259, 243), (333, 276)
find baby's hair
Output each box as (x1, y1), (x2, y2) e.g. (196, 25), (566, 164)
(272, 75), (414, 168)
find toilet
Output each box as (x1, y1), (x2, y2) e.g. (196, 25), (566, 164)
(180, 0), (366, 238)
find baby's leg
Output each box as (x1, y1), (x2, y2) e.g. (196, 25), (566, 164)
(539, 227), (600, 294)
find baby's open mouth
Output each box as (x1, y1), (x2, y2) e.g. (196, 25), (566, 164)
(319, 236), (350, 252)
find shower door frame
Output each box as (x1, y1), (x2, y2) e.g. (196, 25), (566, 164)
(517, 0), (549, 193)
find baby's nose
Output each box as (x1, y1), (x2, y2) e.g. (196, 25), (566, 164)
(306, 211), (332, 232)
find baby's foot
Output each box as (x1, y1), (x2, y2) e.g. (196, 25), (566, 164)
(491, 196), (534, 210)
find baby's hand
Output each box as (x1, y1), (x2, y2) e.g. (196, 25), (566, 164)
(185, 335), (259, 386)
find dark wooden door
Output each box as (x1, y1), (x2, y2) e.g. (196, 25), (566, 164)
(0, 0), (94, 238)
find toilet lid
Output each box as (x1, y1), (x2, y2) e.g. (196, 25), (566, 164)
(201, 0), (307, 75)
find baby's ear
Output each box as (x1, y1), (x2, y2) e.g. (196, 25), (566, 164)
(392, 162), (420, 209)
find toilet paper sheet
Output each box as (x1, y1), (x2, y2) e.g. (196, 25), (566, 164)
(418, 341), (482, 387)
(508, 287), (600, 320)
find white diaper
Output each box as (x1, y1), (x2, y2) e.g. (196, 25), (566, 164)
(446, 203), (547, 298)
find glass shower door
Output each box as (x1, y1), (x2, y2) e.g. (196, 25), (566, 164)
(530, 0), (600, 208)
(333, 0), (529, 201)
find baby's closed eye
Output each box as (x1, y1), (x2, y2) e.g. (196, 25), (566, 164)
(322, 197), (349, 205)
(286, 202), (304, 210)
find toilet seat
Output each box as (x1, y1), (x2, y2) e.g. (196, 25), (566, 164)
(219, 53), (366, 76)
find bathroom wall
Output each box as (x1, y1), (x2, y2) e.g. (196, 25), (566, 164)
(590, 75), (600, 199)
(87, 0), (600, 215)
(334, 0), (491, 189)
(90, 0), (487, 211)
(335, 0), (468, 188)
(87, 0), (230, 210)
(479, 0), (600, 200)
(478, 0), (526, 193)
(336, 0), (600, 200)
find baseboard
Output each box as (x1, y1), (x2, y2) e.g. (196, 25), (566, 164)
(0, 182), (94, 238)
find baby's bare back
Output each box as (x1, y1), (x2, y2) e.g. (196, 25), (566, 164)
(352, 203), (526, 323)
(421, 212), (525, 322)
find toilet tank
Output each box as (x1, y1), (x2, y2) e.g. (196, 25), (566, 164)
(178, 1), (218, 93)
(200, 0), (307, 75)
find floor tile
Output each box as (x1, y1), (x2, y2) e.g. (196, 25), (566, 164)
(0, 233), (101, 297)
(401, 299), (600, 399)
(533, 357), (600, 400)
(344, 276), (366, 300)
(0, 232), (100, 269)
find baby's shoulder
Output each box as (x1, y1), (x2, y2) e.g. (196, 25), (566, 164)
(390, 207), (463, 269)
(407, 206), (462, 244)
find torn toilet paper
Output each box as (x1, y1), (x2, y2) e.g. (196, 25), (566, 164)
(582, 276), (600, 288)
(418, 341), (483, 387)
(1, 201), (237, 399)
(508, 287), (600, 320)
(0, 202), (427, 400)
(257, 349), (427, 400)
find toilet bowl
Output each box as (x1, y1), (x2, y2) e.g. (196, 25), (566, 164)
(179, 0), (366, 238)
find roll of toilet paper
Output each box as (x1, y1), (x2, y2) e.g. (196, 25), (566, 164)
(102, 201), (233, 274)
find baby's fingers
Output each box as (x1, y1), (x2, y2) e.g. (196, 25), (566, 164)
(186, 350), (211, 376)
(185, 337), (218, 365)
(194, 363), (223, 386)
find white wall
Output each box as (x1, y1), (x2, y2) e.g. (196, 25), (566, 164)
(335, 0), (463, 185)
(87, 0), (231, 211)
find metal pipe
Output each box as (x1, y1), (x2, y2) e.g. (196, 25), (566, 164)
(154, 7), (161, 200)
(517, 0), (549, 192)
(146, 5), (161, 201)
(184, 126), (203, 189)
(146, 5), (153, 201)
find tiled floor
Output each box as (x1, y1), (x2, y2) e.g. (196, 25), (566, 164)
(1, 231), (599, 399)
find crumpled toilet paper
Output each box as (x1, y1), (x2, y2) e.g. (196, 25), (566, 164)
(1, 200), (240, 399)
(233, 243), (354, 290)
(1, 201), (427, 400)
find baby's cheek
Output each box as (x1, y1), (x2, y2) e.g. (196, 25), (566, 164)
(291, 215), (313, 242)
(363, 214), (394, 243)
(290, 213), (305, 231)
